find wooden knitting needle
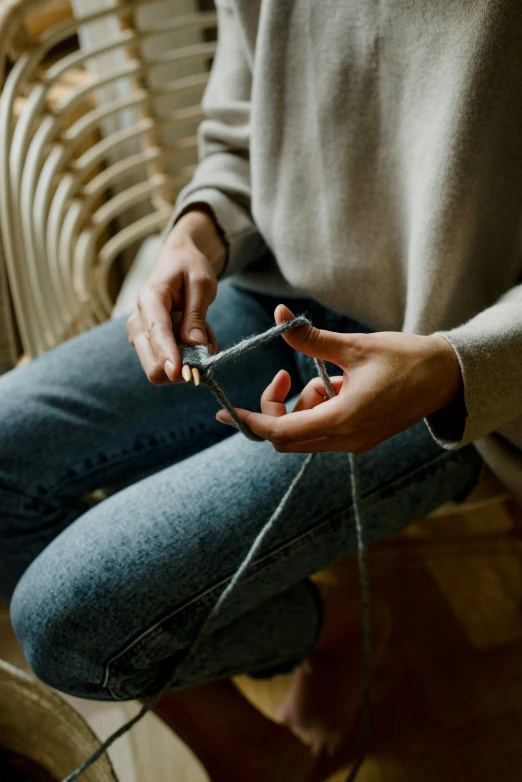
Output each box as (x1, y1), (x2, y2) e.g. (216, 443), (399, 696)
(181, 364), (201, 386)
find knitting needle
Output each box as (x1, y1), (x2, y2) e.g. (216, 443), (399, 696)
(181, 365), (201, 386)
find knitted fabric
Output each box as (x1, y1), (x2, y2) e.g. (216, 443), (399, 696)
(61, 316), (371, 782)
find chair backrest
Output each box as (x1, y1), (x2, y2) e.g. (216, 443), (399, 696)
(0, 0), (216, 358)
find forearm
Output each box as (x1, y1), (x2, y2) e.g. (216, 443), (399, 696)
(162, 1), (268, 280)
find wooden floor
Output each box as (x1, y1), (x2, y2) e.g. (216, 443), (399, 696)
(2, 500), (522, 781)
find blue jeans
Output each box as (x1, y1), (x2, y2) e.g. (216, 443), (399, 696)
(0, 280), (482, 702)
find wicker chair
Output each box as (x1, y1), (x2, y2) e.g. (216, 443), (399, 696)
(0, 0), (215, 359)
(0, 0), (513, 518)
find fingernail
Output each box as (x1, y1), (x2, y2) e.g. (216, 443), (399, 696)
(189, 328), (206, 344)
(164, 360), (174, 380)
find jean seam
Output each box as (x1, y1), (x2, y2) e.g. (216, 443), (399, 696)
(102, 445), (474, 691)
(106, 648), (306, 701)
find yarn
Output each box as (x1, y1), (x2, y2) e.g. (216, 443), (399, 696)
(60, 315), (371, 782)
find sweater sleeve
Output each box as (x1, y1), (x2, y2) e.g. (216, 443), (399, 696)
(425, 283), (522, 449)
(160, 0), (267, 279)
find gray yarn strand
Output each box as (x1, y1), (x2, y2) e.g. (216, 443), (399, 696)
(177, 315), (314, 441)
(313, 356), (336, 398)
(345, 452), (371, 781)
(204, 314), (313, 371)
(159, 451), (317, 688)
(313, 356), (372, 780)
(204, 373), (264, 441)
(61, 317), (370, 782)
(176, 314), (312, 379)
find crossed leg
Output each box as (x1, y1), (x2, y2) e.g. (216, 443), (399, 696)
(1, 279), (482, 780)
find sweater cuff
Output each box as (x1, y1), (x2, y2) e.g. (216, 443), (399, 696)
(160, 188), (266, 281)
(424, 360), (468, 450)
(425, 325), (511, 450)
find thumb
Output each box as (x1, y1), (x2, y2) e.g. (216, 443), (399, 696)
(275, 304), (353, 364)
(180, 273), (215, 345)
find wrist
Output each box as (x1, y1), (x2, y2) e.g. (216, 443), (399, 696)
(166, 204), (228, 276)
(428, 334), (464, 410)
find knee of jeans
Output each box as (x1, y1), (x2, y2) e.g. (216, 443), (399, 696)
(9, 563), (109, 699)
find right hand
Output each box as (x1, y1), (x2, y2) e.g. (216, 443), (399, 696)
(126, 206), (227, 385)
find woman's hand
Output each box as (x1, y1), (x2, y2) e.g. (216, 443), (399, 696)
(215, 304), (463, 453)
(127, 207), (225, 384)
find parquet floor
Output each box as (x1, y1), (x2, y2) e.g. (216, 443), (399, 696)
(2, 500), (522, 781)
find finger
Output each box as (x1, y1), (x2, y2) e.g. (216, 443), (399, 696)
(170, 309), (183, 337)
(214, 400), (342, 443)
(133, 330), (171, 385)
(273, 436), (334, 453)
(274, 303), (366, 366)
(180, 269), (215, 346)
(273, 436), (356, 453)
(292, 376), (344, 413)
(206, 321), (219, 356)
(137, 285), (181, 381)
(214, 409), (361, 452)
(216, 409), (230, 424)
(260, 370), (292, 417)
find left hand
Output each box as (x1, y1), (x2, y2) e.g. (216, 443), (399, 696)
(215, 304), (463, 453)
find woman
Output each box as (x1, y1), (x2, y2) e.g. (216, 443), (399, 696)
(2, 0), (521, 779)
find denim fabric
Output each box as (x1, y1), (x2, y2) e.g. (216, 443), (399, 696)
(0, 280), (482, 702)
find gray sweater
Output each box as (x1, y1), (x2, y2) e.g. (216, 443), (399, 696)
(165, 0), (522, 501)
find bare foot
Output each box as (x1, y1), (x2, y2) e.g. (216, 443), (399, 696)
(276, 570), (400, 778)
(141, 679), (317, 782)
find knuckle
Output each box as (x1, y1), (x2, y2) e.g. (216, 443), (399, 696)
(138, 282), (168, 309)
(146, 318), (168, 342)
(147, 319), (159, 336)
(190, 271), (213, 290)
(270, 420), (287, 446)
(183, 309), (206, 327)
(305, 325), (321, 347)
(136, 288), (150, 310)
